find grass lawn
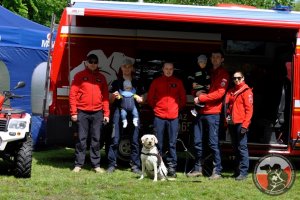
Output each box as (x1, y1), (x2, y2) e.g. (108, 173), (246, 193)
(0, 147), (299, 200)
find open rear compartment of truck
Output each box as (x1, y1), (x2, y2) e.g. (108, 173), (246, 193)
(46, 1), (300, 159)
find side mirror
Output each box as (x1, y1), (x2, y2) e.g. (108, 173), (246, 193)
(14, 81), (26, 89)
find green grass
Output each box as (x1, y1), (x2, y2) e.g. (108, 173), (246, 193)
(0, 148), (299, 200)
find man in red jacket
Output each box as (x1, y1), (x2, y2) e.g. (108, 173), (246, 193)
(187, 50), (229, 180)
(69, 54), (110, 173)
(147, 62), (186, 178)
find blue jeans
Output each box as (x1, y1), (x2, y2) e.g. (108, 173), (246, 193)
(120, 106), (139, 121)
(75, 110), (103, 168)
(193, 114), (222, 174)
(153, 116), (179, 170)
(107, 107), (140, 168)
(228, 124), (249, 176)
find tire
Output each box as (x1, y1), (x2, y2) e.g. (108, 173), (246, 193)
(14, 136), (33, 178)
(117, 138), (131, 162)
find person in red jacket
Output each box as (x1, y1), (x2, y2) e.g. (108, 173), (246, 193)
(225, 71), (253, 181)
(187, 50), (229, 180)
(69, 53), (110, 173)
(147, 62), (186, 178)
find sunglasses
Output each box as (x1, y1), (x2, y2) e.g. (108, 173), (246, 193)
(233, 77), (243, 81)
(88, 60), (98, 64)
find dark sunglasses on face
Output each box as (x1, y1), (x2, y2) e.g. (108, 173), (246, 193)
(233, 77), (243, 81)
(88, 60), (98, 64)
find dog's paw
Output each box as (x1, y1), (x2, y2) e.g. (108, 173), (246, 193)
(139, 175), (144, 180)
(153, 179), (158, 182)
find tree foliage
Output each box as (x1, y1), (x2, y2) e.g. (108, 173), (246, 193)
(0, 0), (297, 27)
(144, 0), (294, 8)
(0, 0), (68, 27)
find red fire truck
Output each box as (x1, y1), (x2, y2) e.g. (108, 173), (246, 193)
(32, 0), (300, 161)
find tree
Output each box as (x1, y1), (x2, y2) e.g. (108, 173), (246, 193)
(0, 0), (68, 27)
(143, 0), (294, 9)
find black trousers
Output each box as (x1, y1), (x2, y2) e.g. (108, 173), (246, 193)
(75, 110), (103, 168)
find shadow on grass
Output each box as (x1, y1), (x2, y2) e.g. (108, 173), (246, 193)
(33, 146), (75, 169)
(0, 160), (14, 176)
(32, 145), (131, 171)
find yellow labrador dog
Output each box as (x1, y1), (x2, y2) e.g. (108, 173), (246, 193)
(139, 134), (168, 181)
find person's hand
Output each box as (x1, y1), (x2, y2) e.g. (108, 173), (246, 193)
(113, 91), (121, 99)
(135, 96), (143, 103)
(195, 90), (202, 97)
(192, 83), (199, 89)
(103, 117), (109, 124)
(71, 115), (77, 122)
(194, 97), (200, 104)
(240, 127), (248, 134)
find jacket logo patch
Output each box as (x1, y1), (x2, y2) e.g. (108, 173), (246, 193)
(248, 94), (253, 104)
(83, 77), (88, 81)
(221, 81), (226, 87)
(195, 71), (203, 76)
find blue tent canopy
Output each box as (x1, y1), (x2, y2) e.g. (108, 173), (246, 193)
(0, 5), (50, 49)
(0, 5), (50, 111)
(0, 5), (51, 146)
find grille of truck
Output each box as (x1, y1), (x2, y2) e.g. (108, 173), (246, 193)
(0, 119), (7, 131)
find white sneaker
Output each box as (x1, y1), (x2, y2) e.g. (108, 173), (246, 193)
(133, 118), (138, 127)
(122, 120), (128, 128)
(93, 167), (105, 173)
(72, 166), (81, 173)
(191, 109), (197, 117)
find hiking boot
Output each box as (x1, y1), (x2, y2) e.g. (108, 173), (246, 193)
(235, 175), (247, 181)
(208, 173), (222, 180)
(72, 166), (81, 173)
(107, 166), (115, 173)
(167, 169), (177, 178)
(93, 167), (105, 173)
(186, 170), (203, 177)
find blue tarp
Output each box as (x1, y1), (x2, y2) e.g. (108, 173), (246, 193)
(0, 5), (51, 146)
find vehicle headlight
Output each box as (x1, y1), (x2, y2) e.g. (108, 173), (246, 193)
(8, 120), (27, 129)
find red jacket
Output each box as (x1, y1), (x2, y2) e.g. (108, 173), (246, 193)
(0, 95), (4, 110)
(147, 75), (186, 119)
(225, 82), (253, 128)
(198, 66), (229, 114)
(69, 68), (110, 117)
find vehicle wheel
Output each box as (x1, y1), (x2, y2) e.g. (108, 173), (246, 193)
(15, 136), (33, 178)
(117, 138), (131, 162)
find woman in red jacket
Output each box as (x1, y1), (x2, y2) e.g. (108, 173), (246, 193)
(225, 71), (253, 181)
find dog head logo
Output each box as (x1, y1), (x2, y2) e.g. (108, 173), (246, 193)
(253, 154), (295, 195)
(141, 134), (158, 149)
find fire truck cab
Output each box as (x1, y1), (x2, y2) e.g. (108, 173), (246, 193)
(33, 0), (300, 160)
